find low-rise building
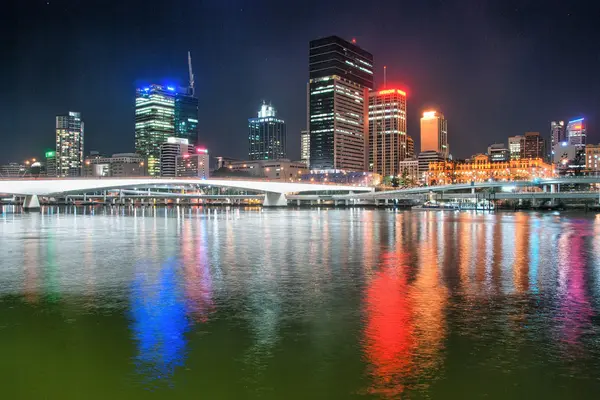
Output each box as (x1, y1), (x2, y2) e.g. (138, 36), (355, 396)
(176, 148), (210, 178)
(216, 158), (307, 181)
(300, 170), (381, 186)
(586, 144), (600, 172)
(398, 159), (419, 185)
(426, 154), (553, 185)
(0, 163), (27, 178)
(84, 153), (147, 177)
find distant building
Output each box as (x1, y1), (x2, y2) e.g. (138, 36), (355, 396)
(567, 118), (586, 147)
(300, 170), (381, 186)
(417, 151), (445, 181)
(0, 163), (27, 178)
(406, 135), (415, 159)
(160, 137), (195, 177)
(216, 158), (307, 182)
(308, 36), (373, 171)
(135, 84), (198, 176)
(45, 150), (57, 177)
(56, 111), (84, 177)
(420, 110), (448, 159)
(300, 130), (310, 166)
(551, 121), (565, 154)
(368, 88), (408, 177)
(523, 132), (546, 159)
(176, 148), (209, 178)
(508, 135), (524, 160)
(398, 159), (419, 184)
(84, 153), (147, 177)
(426, 155), (553, 185)
(248, 102), (286, 160)
(586, 144), (600, 172)
(487, 143), (510, 162)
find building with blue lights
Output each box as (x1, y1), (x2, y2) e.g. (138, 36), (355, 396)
(567, 118), (586, 147)
(248, 102), (286, 160)
(135, 84), (199, 176)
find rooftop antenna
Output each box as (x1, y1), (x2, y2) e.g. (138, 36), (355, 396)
(383, 65), (387, 89)
(188, 51), (195, 96)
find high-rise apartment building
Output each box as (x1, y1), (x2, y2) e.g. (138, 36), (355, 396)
(300, 130), (310, 165)
(159, 137), (195, 177)
(368, 88), (408, 177)
(135, 84), (198, 176)
(420, 111), (448, 159)
(56, 111), (84, 177)
(523, 132), (546, 159)
(248, 102), (286, 160)
(308, 36), (373, 171)
(567, 118), (586, 147)
(508, 135), (524, 160)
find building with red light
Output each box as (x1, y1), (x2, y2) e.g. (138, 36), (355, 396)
(567, 118), (586, 147)
(420, 111), (448, 159)
(176, 148), (209, 179)
(159, 137), (195, 177)
(368, 88), (408, 177)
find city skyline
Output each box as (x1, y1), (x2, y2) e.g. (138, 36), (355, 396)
(2, 0), (599, 164)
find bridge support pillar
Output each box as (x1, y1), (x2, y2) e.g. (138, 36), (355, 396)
(550, 184), (557, 193)
(23, 195), (40, 211)
(263, 192), (287, 207)
(296, 199), (301, 206)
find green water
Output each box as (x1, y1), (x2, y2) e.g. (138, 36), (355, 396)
(1, 207), (600, 399)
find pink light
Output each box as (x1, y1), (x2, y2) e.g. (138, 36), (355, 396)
(196, 148), (208, 154)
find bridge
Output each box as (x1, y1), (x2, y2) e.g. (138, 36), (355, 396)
(0, 178), (373, 209)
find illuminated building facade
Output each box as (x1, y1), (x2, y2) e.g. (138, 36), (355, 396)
(84, 153), (147, 177)
(585, 144), (600, 172)
(0, 163), (26, 178)
(420, 111), (448, 159)
(176, 149), (210, 178)
(216, 158), (307, 182)
(418, 150), (445, 180)
(56, 111), (84, 177)
(523, 132), (546, 160)
(248, 102), (286, 160)
(551, 121), (565, 153)
(308, 36), (373, 171)
(368, 88), (408, 177)
(160, 137), (195, 177)
(425, 154), (553, 185)
(398, 159), (419, 184)
(135, 84), (198, 176)
(300, 130), (310, 165)
(406, 135), (415, 159)
(567, 118), (586, 147)
(487, 143), (510, 162)
(45, 150), (57, 177)
(508, 135), (524, 160)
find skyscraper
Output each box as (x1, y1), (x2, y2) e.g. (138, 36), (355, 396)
(523, 132), (546, 159)
(508, 135), (524, 160)
(551, 121), (565, 150)
(567, 118), (586, 147)
(406, 135), (415, 159)
(300, 130), (310, 165)
(248, 102), (286, 160)
(420, 111), (448, 159)
(308, 36), (373, 171)
(368, 88), (407, 177)
(56, 111), (84, 177)
(135, 84), (199, 176)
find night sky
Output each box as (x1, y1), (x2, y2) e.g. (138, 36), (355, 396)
(2, 0), (599, 164)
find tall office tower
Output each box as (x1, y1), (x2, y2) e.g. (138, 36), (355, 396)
(159, 137), (195, 177)
(551, 121), (565, 150)
(300, 130), (310, 165)
(420, 111), (448, 159)
(308, 36), (373, 171)
(368, 88), (407, 177)
(406, 135), (415, 159)
(567, 118), (586, 147)
(135, 83), (199, 176)
(508, 135), (524, 160)
(56, 111), (84, 177)
(248, 102), (286, 160)
(523, 132), (546, 159)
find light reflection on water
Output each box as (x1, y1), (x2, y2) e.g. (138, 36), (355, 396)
(1, 206), (600, 398)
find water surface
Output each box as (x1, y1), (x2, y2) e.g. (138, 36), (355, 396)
(1, 207), (600, 399)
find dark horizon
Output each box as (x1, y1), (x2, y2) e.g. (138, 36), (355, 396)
(2, 0), (599, 164)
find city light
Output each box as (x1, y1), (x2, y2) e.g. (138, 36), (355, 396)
(423, 111), (437, 118)
(196, 148), (208, 154)
(378, 89), (406, 96)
